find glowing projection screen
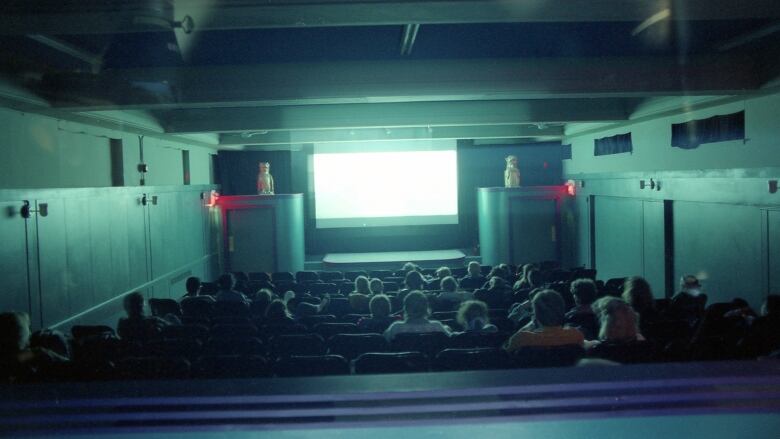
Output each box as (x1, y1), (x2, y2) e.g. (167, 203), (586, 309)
(313, 142), (458, 228)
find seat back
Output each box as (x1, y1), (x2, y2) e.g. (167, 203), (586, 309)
(145, 338), (203, 361)
(181, 298), (214, 318)
(449, 332), (510, 349)
(308, 282), (339, 296)
(210, 323), (258, 338)
(390, 332), (450, 357)
(71, 325), (115, 340)
(272, 271), (295, 282)
(257, 324), (308, 342)
(314, 323), (360, 339)
(326, 297), (353, 317)
(249, 272), (271, 282)
(354, 352), (428, 374)
(269, 334), (326, 359)
(318, 271), (344, 282)
(116, 356), (191, 379)
(369, 270), (393, 280)
(296, 271), (320, 283)
(148, 298), (182, 317)
(212, 301), (251, 318)
(203, 336), (265, 357)
(588, 340), (660, 364)
(512, 344), (585, 368)
(344, 270), (368, 281)
(327, 333), (389, 360)
(433, 348), (512, 371)
(159, 324), (210, 343)
(194, 355), (271, 379)
(274, 355), (349, 377)
(299, 314), (337, 329)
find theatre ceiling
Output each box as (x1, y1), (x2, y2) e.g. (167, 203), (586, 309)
(1, 0), (779, 149)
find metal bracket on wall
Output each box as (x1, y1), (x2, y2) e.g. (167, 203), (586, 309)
(20, 201), (48, 218)
(140, 195), (158, 206)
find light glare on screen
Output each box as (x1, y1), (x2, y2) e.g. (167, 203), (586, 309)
(313, 150), (458, 227)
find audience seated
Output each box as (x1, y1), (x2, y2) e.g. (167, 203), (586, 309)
(264, 299), (297, 326)
(426, 266), (452, 290)
(565, 278), (599, 340)
(436, 276), (473, 306)
(6, 258), (777, 383)
(456, 300), (497, 333)
(384, 291), (452, 342)
(504, 290), (584, 353)
(348, 276), (372, 313)
(740, 295), (780, 357)
(215, 273), (250, 304)
(622, 276), (662, 336)
(117, 292), (173, 342)
(357, 295), (399, 333)
(459, 261), (487, 290)
(1, 312), (68, 381)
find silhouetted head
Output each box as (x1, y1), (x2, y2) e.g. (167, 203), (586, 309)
(123, 292), (145, 319)
(440, 276), (458, 293)
(456, 300), (490, 330)
(403, 291), (429, 320)
(217, 273), (236, 290)
(570, 278), (598, 306)
(0, 312), (31, 353)
(467, 261), (481, 277)
(369, 294), (391, 318)
(185, 277), (201, 295)
(354, 275), (370, 294)
(622, 276), (654, 313)
(532, 289), (566, 327)
(369, 278), (384, 294)
(405, 270), (425, 290)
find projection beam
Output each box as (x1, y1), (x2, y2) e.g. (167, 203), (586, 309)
(222, 124), (565, 146)
(161, 99), (632, 133)
(48, 55), (761, 111)
(3, 1), (780, 34)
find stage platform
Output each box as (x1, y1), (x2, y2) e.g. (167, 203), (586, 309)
(321, 249), (466, 270)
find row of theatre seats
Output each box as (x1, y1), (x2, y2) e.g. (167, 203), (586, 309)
(64, 324), (634, 381)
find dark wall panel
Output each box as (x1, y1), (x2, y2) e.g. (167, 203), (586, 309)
(674, 201), (763, 308)
(0, 200), (33, 322)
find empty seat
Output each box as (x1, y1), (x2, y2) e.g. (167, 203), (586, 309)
(318, 271), (344, 282)
(203, 336), (266, 357)
(149, 298), (182, 317)
(273, 355), (350, 377)
(390, 332), (451, 357)
(433, 348), (512, 371)
(71, 325), (115, 340)
(269, 334), (326, 359)
(116, 356), (191, 380)
(296, 271), (320, 283)
(328, 333), (389, 360)
(354, 352), (428, 374)
(449, 332), (510, 349)
(313, 322), (360, 340)
(194, 355), (271, 379)
(272, 271), (294, 282)
(210, 323), (258, 338)
(511, 344), (585, 368)
(298, 314), (337, 329)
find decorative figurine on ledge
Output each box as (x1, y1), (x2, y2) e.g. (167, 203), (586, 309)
(257, 162), (275, 195)
(504, 155), (521, 188)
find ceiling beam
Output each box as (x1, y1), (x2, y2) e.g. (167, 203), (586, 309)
(46, 55), (761, 111)
(160, 99), (632, 133)
(3, 1), (780, 34)
(220, 124), (565, 146)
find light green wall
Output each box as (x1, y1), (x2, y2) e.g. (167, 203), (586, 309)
(564, 93), (780, 176)
(0, 107), (216, 189)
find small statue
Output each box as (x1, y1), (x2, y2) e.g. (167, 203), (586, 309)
(504, 155), (521, 187)
(257, 162), (275, 194)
